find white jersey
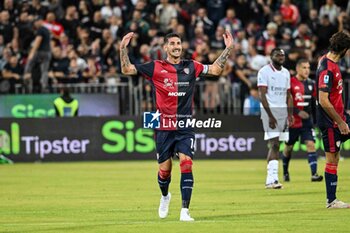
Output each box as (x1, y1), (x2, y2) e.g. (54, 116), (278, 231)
(257, 64), (290, 119)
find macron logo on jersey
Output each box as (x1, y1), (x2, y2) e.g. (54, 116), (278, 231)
(143, 110), (161, 129)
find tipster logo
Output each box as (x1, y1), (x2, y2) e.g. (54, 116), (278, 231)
(143, 110), (161, 129)
(0, 123), (20, 155)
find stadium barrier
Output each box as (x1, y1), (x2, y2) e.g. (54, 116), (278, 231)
(0, 116), (349, 162)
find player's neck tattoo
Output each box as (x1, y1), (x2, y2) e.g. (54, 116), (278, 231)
(214, 46), (233, 69)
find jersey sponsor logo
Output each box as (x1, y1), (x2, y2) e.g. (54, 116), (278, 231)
(295, 92), (303, 101)
(163, 78), (174, 89)
(294, 86), (300, 90)
(168, 92), (186, 96)
(323, 75), (329, 83)
(161, 69), (168, 73)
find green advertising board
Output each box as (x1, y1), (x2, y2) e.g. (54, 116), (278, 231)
(0, 94), (120, 117)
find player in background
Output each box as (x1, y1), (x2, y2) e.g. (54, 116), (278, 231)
(282, 59), (323, 182)
(316, 31), (350, 208)
(258, 48), (294, 189)
(120, 31), (234, 220)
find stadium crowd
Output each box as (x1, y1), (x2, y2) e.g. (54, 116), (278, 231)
(0, 0), (350, 112)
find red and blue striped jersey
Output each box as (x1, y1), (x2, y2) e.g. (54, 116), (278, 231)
(316, 55), (345, 128)
(135, 59), (207, 130)
(290, 76), (316, 128)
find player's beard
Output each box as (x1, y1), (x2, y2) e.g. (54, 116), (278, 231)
(170, 49), (182, 59)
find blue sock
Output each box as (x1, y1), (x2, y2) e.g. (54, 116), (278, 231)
(282, 153), (290, 175)
(180, 172), (194, 208)
(158, 173), (171, 196)
(325, 172), (337, 203)
(308, 152), (318, 175)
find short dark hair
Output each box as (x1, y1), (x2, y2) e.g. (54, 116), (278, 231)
(271, 47), (284, 56)
(296, 58), (309, 66)
(164, 33), (181, 44)
(329, 31), (350, 54)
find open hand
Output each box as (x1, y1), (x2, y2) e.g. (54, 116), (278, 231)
(120, 32), (134, 49)
(223, 30), (234, 49)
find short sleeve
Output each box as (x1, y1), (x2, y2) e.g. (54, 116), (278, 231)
(318, 70), (333, 93)
(135, 61), (155, 79)
(286, 71), (291, 90)
(257, 69), (267, 87)
(193, 60), (208, 77)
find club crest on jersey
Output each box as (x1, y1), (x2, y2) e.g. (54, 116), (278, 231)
(163, 78), (174, 89)
(308, 85), (312, 91)
(323, 75), (329, 84)
(183, 68), (189, 74)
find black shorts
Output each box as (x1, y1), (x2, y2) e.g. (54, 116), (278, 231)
(285, 127), (315, 146)
(320, 127), (350, 153)
(320, 114), (350, 152)
(154, 130), (195, 163)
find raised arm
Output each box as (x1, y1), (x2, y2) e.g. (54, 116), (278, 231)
(119, 32), (137, 75)
(207, 30), (234, 76)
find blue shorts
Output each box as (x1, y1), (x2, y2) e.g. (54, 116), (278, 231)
(285, 127), (315, 146)
(154, 130), (195, 164)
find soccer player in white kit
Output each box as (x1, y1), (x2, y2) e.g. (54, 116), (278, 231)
(257, 48), (294, 189)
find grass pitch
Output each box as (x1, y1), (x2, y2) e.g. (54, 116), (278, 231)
(1, 159), (350, 233)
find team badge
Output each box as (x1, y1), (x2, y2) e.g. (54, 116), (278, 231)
(308, 85), (312, 91)
(184, 68), (189, 74)
(336, 141), (341, 148)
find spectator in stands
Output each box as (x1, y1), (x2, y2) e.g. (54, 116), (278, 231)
(203, 51), (220, 113)
(192, 7), (214, 37)
(78, 0), (92, 28)
(319, 0), (340, 25)
(24, 17), (51, 93)
(279, 0), (300, 27)
(232, 53), (253, 114)
(29, 0), (48, 20)
(82, 54), (102, 83)
(257, 22), (278, 55)
(43, 11), (64, 39)
(54, 87), (79, 117)
(60, 5), (79, 42)
(210, 25), (225, 51)
(278, 28), (293, 54)
(1, 54), (23, 93)
(316, 15), (338, 56)
(155, 0), (177, 33)
(218, 8), (242, 36)
(0, 10), (18, 45)
(90, 10), (108, 41)
(306, 8), (319, 34)
(101, 0), (122, 20)
(48, 46), (70, 84)
(17, 11), (35, 54)
(247, 46), (269, 73)
(243, 83), (260, 116)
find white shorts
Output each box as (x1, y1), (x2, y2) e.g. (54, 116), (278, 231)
(261, 117), (289, 141)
